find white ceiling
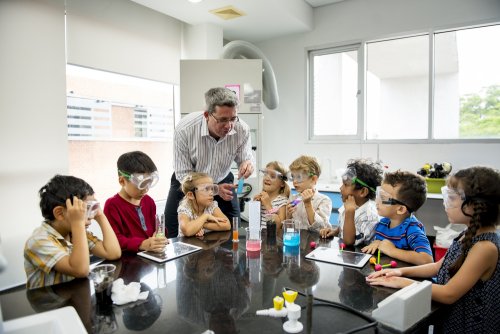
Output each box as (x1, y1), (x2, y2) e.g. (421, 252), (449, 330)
(130, 0), (346, 42)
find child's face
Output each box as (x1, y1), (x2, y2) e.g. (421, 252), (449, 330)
(260, 167), (285, 193)
(192, 177), (217, 207)
(290, 169), (316, 192)
(340, 180), (366, 204)
(120, 172), (157, 201)
(375, 183), (408, 218)
(441, 186), (471, 225)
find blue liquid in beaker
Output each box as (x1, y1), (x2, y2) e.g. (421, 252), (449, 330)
(283, 233), (300, 247)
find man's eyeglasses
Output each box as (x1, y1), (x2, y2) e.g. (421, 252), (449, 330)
(119, 170), (159, 190)
(194, 183), (219, 196)
(259, 168), (287, 181)
(288, 172), (315, 183)
(209, 113), (239, 125)
(376, 186), (413, 213)
(342, 167), (375, 192)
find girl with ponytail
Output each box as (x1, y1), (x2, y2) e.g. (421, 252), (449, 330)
(367, 166), (500, 333)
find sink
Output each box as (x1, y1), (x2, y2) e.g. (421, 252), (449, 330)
(3, 306), (86, 334)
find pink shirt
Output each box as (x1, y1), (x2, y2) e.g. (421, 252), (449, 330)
(104, 194), (157, 252)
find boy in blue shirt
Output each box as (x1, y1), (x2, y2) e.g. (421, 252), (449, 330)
(362, 170), (433, 265)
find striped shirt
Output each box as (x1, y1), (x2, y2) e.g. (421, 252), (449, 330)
(174, 111), (254, 183)
(291, 191), (332, 232)
(338, 200), (379, 246)
(260, 194), (288, 228)
(24, 222), (99, 289)
(374, 215), (433, 256)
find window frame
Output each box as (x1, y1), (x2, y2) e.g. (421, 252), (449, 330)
(307, 21), (500, 144)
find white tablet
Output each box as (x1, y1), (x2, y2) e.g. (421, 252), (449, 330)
(138, 241), (202, 263)
(305, 246), (372, 268)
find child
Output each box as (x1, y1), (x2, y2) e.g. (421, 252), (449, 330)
(286, 155), (332, 231)
(320, 159), (383, 246)
(24, 175), (121, 289)
(367, 166), (500, 333)
(104, 151), (168, 253)
(177, 172), (231, 237)
(361, 170), (433, 265)
(253, 161), (290, 230)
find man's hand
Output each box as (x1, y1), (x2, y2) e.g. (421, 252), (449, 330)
(238, 160), (254, 179)
(218, 183), (236, 201)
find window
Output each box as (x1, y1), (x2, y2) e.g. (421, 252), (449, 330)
(308, 23), (500, 141)
(66, 65), (177, 201)
(434, 25), (500, 139)
(366, 35), (429, 140)
(309, 45), (359, 139)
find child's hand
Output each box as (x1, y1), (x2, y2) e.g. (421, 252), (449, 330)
(320, 227), (336, 238)
(361, 240), (380, 254)
(205, 214), (226, 224)
(66, 197), (86, 228)
(195, 229), (205, 237)
(301, 189), (314, 204)
(258, 191), (272, 209)
(140, 236), (168, 253)
(378, 239), (396, 257)
(286, 203), (297, 216)
(344, 195), (357, 212)
(366, 275), (415, 289)
(366, 268), (403, 279)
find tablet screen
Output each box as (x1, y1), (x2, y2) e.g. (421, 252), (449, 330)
(305, 247), (371, 268)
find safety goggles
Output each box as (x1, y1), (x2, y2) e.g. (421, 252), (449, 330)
(194, 183), (219, 196)
(119, 170), (159, 190)
(441, 186), (466, 209)
(342, 168), (375, 192)
(86, 200), (100, 219)
(288, 171), (315, 183)
(259, 168), (287, 181)
(375, 186), (413, 212)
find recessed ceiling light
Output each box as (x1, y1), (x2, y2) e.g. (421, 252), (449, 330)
(188, 0), (203, 3)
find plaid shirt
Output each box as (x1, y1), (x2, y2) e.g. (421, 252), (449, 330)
(24, 222), (99, 289)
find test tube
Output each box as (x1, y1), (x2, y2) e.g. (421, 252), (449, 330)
(232, 217), (239, 242)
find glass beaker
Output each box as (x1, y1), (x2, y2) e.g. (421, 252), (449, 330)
(283, 220), (300, 247)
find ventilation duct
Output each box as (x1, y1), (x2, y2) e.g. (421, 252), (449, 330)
(221, 40), (279, 110)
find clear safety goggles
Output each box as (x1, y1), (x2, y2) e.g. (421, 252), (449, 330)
(86, 200), (100, 219)
(375, 186), (413, 212)
(119, 170), (159, 190)
(441, 186), (466, 209)
(342, 168), (375, 192)
(194, 183), (219, 196)
(288, 171), (315, 183)
(259, 168), (286, 181)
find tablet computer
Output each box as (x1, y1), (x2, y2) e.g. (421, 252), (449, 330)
(138, 241), (202, 263)
(305, 246), (372, 268)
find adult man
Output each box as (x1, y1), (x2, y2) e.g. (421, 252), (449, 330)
(164, 87), (254, 237)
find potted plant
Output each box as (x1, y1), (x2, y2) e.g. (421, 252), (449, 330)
(417, 162), (452, 193)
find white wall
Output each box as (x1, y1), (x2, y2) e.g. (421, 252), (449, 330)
(256, 0), (500, 177)
(0, 0), (67, 290)
(0, 0), (183, 290)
